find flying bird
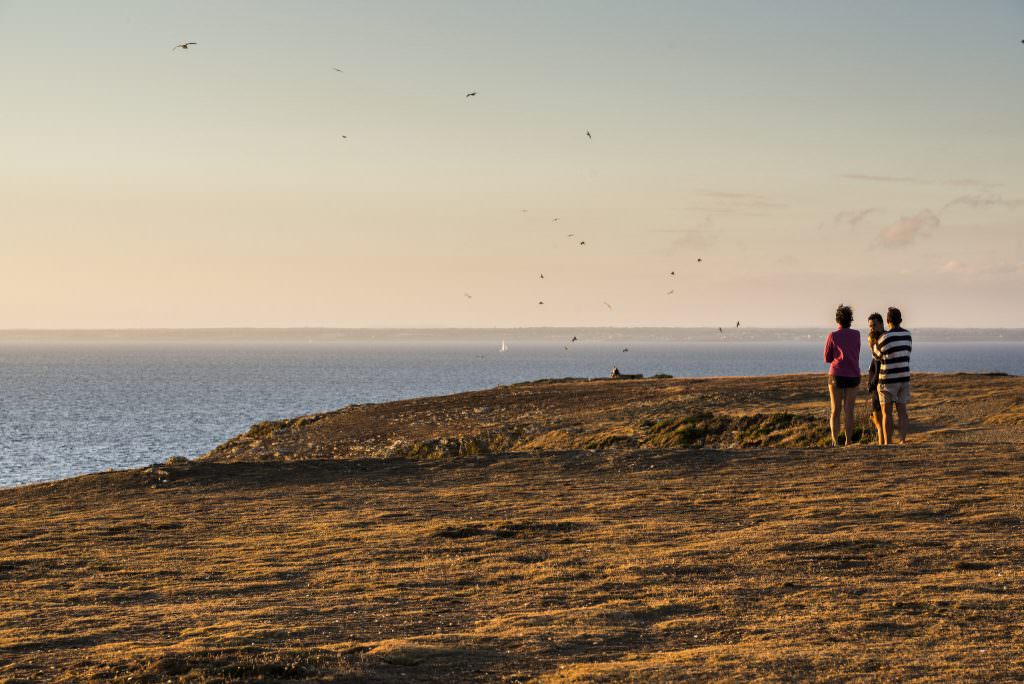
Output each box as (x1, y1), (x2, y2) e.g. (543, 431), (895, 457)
(697, 258), (703, 263)
(586, 130), (592, 139)
(340, 135), (347, 139)
(579, 241), (586, 246)
(571, 336), (578, 342)
(603, 301), (613, 310)
(736, 321), (741, 328)
(333, 67), (344, 72)
(666, 289), (674, 295)
(538, 301), (544, 305)
(718, 327), (723, 334)
(540, 274), (544, 279)
(172, 42), (197, 50)
(464, 293), (472, 299)
(552, 218), (560, 222)
(622, 348), (629, 353)
(567, 233), (574, 237)
(465, 91), (477, 98)
(670, 271), (675, 276)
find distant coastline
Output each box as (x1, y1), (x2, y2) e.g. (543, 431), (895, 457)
(1, 327), (1023, 343)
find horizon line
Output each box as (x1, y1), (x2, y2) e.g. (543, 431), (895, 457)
(3, 326), (1024, 332)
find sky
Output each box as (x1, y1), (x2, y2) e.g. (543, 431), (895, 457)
(2, 1), (1023, 328)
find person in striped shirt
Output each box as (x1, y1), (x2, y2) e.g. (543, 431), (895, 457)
(874, 306), (912, 445)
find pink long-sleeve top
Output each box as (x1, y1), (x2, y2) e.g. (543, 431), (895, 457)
(823, 327), (861, 378)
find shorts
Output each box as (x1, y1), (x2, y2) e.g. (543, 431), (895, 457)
(829, 374), (860, 389)
(879, 381), (910, 405)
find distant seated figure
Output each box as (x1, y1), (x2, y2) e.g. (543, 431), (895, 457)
(611, 367), (621, 377)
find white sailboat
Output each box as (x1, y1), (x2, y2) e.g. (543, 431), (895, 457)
(500, 340), (508, 353)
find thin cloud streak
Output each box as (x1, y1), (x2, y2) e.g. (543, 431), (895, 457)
(943, 194), (1024, 210)
(842, 174), (1000, 188)
(834, 208), (879, 228)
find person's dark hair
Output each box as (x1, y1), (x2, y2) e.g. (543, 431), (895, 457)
(867, 312), (883, 347)
(887, 307), (902, 327)
(835, 304), (854, 328)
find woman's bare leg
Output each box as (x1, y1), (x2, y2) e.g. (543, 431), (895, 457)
(871, 410), (884, 445)
(881, 400), (895, 445)
(828, 382), (841, 446)
(842, 387), (857, 445)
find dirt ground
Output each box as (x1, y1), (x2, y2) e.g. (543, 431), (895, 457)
(2, 373), (1023, 682)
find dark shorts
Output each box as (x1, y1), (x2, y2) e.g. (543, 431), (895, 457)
(829, 374), (860, 389)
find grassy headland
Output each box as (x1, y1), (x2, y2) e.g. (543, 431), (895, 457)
(2, 373), (1023, 682)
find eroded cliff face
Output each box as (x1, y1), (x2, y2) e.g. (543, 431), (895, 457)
(201, 373), (1024, 463)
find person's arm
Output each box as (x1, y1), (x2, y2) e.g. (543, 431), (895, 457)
(876, 332), (889, 363)
(824, 333), (838, 364)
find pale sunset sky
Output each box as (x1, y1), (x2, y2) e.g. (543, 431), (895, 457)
(2, 1), (1022, 328)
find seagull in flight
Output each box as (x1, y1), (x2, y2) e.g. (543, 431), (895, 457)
(465, 91), (477, 98)
(622, 348), (629, 353)
(666, 289), (674, 295)
(552, 218), (560, 222)
(172, 42), (197, 51)
(697, 257), (703, 263)
(586, 130), (592, 139)
(463, 293), (473, 299)
(538, 301), (544, 305)
(579, 241), (586, 246)
(736, 321), (741, 328)
(718, 327), (724, 334)
(333, 67), (344, 72)
(670, 271), (675, 276)
(540, 273), (544, 279)
(603, 301), (613, 310)
(571, 336), (578, 342)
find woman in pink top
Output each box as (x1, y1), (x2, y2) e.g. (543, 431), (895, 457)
(823, 304), (861, 446)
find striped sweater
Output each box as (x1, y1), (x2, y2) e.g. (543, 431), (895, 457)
(873, 327), (912, 384)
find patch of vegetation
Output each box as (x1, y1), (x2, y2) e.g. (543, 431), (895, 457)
(641, 411), (872, 449)
(399, 430), (522, 460)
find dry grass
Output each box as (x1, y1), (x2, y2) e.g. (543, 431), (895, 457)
(2, 373), (1024, 682)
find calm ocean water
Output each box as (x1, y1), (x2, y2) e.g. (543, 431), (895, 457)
(1, 341), (1021, 488)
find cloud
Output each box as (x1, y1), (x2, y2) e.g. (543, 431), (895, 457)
(695, 190), (788, 209)
(939, 260), (1024, 278)
(841, 173), (930, 185)
(947, 178), (1002, 188)
(833, 207), (879, 228)
(842, 174), (999, 188)
(875, 209), (940, 248)
(943, 194), (1024, 210)
(683, 207), (767, 217)
(940, 260), (970, 274)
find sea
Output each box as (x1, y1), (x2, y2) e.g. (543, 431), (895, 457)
(2, 337), (1022, 489)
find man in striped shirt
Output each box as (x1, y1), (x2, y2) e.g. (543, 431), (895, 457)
(874, 306), (912, 444)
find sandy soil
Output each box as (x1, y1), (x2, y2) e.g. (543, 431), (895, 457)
(2, 373), (1023, 682)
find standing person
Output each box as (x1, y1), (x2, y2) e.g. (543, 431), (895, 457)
(823, 304), (861, 446)
(876, 307), (912, 444)
(866, 312), (890, 445)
